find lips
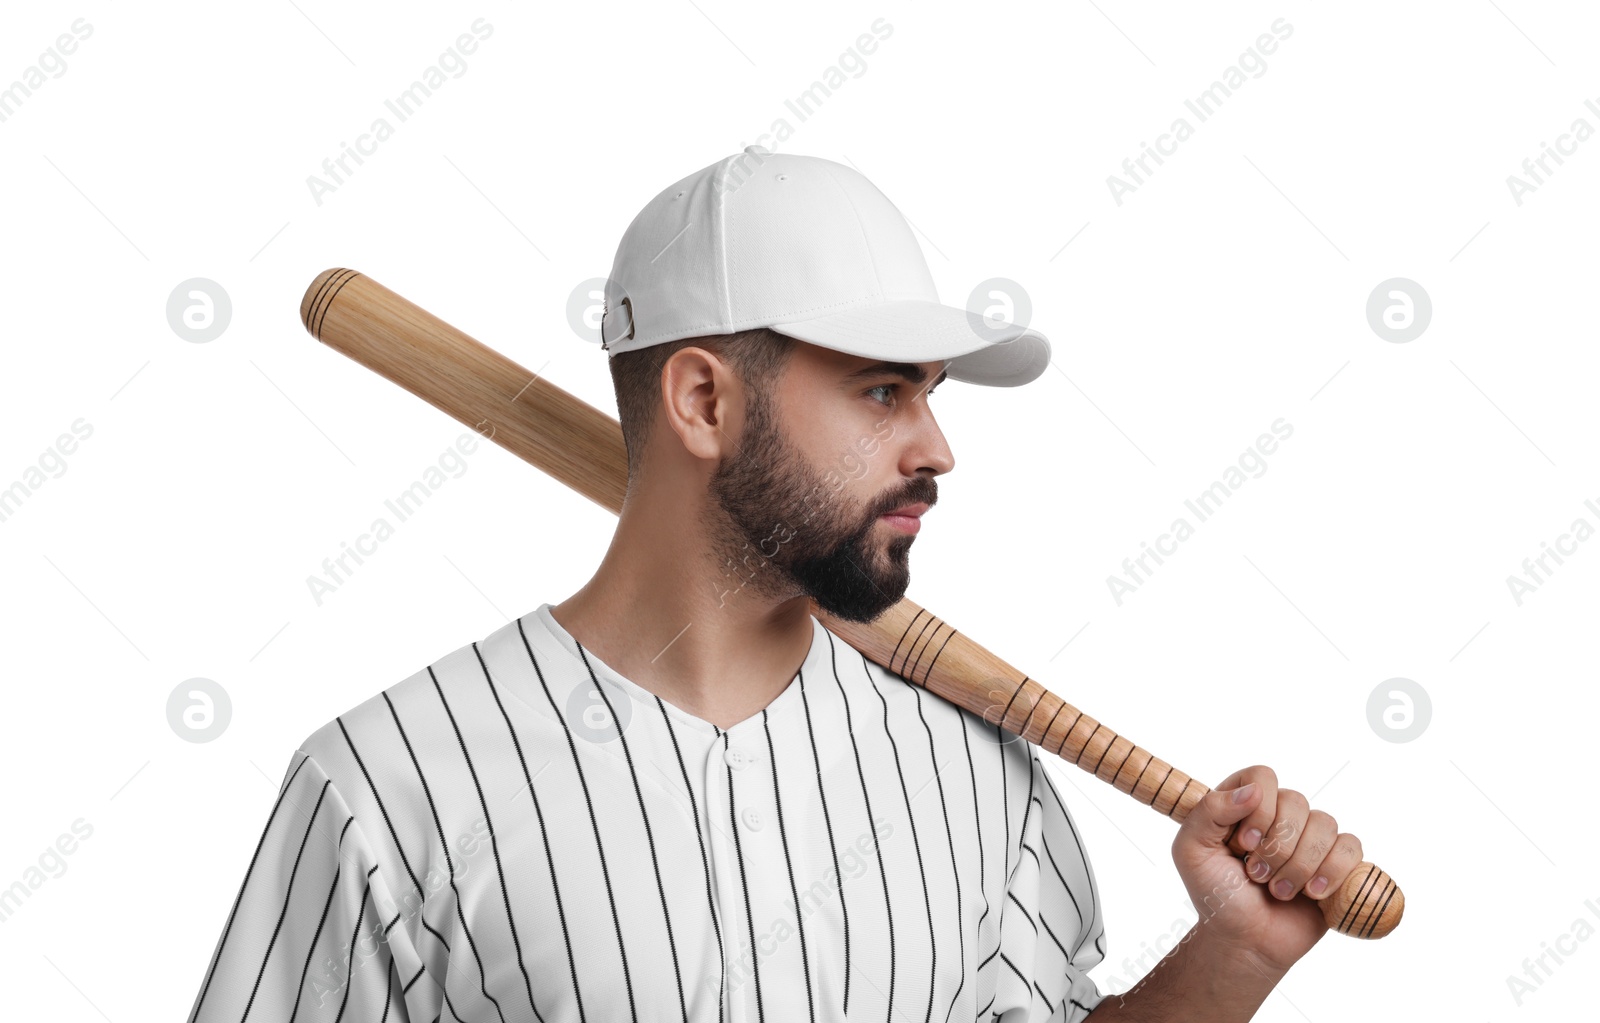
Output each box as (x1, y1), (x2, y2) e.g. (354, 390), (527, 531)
(880, 501), (928, 536)
(880, 513), (921, 534)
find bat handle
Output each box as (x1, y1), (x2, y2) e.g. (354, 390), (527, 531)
(1010, 683), (1404, 939)
(818, 598), (1405, 940)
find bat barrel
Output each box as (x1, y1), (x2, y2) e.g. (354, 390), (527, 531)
(301, 268), (630, 515)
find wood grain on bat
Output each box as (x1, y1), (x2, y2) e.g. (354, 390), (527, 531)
(299, 268), (1404, 940)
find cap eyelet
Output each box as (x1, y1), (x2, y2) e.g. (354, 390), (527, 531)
(776, 174), (788, 182)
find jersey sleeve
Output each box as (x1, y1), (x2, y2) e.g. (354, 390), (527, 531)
(990, 747), (1107, 1022)
(186, 749), (413, 1023)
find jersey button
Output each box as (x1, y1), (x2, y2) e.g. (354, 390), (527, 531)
(740, 806), (763, 831)
(725, 746), (750, 770)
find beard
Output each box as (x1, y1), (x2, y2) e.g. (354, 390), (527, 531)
(707, 392), (936, 624)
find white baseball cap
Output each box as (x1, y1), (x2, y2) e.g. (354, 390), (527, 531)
(600, 145), (1051, 387)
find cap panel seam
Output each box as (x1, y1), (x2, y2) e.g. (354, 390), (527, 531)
(715, 154), (735, 328)
(816, 160), (886, 298)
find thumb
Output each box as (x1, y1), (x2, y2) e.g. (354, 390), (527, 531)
(1178, 781), (1261, 849)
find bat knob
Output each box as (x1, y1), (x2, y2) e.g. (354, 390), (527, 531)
(1320, 860), (1403, 938)
(301, 268), (362, 340)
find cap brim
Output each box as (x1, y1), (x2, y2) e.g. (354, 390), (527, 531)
(768, 299), (1051, 387)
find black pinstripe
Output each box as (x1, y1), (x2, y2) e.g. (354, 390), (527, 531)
(387, 682), (511, 1023)
(659, 697), (727, 1023)
(575, 640), (690, 1023)
(762, 706), (816, 1023)
(798, 665), (852, 1017)
(517, 618), (640, 1023)
(485, 627), (587, 1022)
(725, 732), (766, 1023)
(827, 632), (897, 1023)
(864, 651), (938, 1023)
(338, 719), (453, 954)
(187, 753), (313, 1023)
(908, 684), (968, 1023)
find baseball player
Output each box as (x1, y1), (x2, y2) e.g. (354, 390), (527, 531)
(189, 147), (1367, 1022)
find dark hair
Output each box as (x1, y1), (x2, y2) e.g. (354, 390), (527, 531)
(607, 326), (798, 487)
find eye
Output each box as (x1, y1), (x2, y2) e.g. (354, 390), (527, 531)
(865, 381), (940, 407)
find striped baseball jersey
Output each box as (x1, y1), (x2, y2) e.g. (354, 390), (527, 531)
(188, 602), (1106, 1022)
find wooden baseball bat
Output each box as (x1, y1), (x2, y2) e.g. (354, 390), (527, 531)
(298, 267), (1404, 940)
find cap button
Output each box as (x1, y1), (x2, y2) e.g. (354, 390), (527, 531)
(744, 144), (771, 157)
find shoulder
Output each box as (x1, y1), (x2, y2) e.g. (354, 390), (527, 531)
(291, 613), (537, 808)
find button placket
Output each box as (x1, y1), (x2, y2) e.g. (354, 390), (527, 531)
(727, 744), (765, 832)
(707, 733), (760, 1023)
(722, 728), (775, 1022)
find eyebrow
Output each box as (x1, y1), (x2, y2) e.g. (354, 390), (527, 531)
(842, 361), (949, 390)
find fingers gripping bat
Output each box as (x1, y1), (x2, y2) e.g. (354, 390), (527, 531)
(299, 268), (1404, 940)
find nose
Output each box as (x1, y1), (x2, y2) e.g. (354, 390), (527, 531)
(900, 398), (954, 478)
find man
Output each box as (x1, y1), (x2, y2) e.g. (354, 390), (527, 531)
(188, 147), (1366, 1022)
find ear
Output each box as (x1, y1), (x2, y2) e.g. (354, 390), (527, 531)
(659, 345), (743, 462)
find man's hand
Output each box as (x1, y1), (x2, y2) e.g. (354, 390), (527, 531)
(1170, 765), (1366, 975)
(1085, 767), (1364, 1020)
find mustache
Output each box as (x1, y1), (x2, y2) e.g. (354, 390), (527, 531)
(872, 478), (937, 518)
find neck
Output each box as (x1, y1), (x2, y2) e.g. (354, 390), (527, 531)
(548, 488), (816, 731)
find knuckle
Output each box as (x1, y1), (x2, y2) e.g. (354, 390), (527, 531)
(1259, 816), (1299, 860)
(1336, 832), (1363, 862)
(1299, 831), (1332, 862)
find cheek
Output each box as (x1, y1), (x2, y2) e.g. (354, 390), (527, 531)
(834, 446), (869, 484)
(836, 409), (893, 474)
(787, 397), (898, 506)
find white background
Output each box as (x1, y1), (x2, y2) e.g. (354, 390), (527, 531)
(2, 1), (1596, 1019)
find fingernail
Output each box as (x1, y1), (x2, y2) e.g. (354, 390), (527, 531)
(1308, 875), (1328, 896)
(1232, 783), (1256, 804)
(1248, 858), (1270, 880)
(1241, 827), (1262, 851)
(1272, 879), (1293, 899)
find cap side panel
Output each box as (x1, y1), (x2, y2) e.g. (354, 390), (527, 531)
(816, 161), (886, 301)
